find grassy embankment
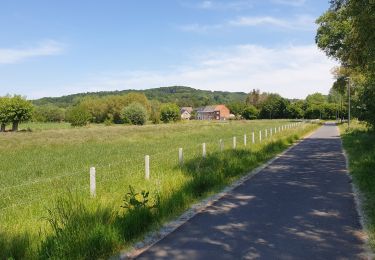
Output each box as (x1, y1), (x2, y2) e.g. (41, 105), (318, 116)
(339, 121), (375, 251)
(0, 120), (319, 259)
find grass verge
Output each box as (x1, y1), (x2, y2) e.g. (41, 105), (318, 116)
(339, 121), (375, 251)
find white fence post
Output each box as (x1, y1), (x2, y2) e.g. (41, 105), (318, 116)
(259, 130), (262, 142)
(90, 167), (96, 198)
(274, 127), (277, 134)
(270, 128), (272, 137)
(233, 136), (237, 149)
(219, 139), (224, 152)
(244, 134), (247, 146)
(265, 129), (268, 138)
(252, 132), (255, 144)
(145, 155), (150, 180)
(202, 143), (206, 158)
(178, 148), (183, 165)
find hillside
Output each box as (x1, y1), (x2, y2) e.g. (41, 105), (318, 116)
(32, 86), (248, 108)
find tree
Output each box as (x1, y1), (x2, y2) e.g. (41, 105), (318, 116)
(316, 0), (375, 126)
(149, 100), (161, 124)
(227, 102), (247, 117)
(66, 105), (91, 126)
(33, 105), (65, 122)
(241, 105), (259, 120)
(0, 96), (11, 132)
(160, 103), (180, 123)
(259, 94), (289, 119)
(246, 89), (268, 108)
(121, 103), (148, 125)
(287, 101), (304, 119)
(7, 96), (34, 131)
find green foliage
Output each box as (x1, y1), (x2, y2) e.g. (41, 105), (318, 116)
(121, 186), (157, 211)
(33, 105), (65, 122)
(241, 105), (259, 120)
(39, 195), (120, 259)
(32, 86), (247, 109)
(340, 122), (375, 249)
(121, 102), (148, 125)
(150, 100), (161, 124)
(0, 96), (11, 131)
(259, 94), (289, 119)
(160, 103), (180, 123)
(66, 105), (92, 126)
(227, 102), (247, 117)
(287, 101), (304, 119)
(0, 96), (34, 131)
(316, 0), (375, 126)
(78, 92), (151, 124)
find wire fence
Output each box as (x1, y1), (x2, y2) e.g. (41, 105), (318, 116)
(0, 121), (306, 214)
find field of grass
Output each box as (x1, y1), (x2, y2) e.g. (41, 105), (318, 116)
(339, 121), (375, 252)
(0, 120), (318, 258)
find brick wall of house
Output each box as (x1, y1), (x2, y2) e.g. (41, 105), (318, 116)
(215, 105), (230, 119)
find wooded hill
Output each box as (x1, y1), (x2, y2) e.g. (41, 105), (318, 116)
(32, 86), (247, 108)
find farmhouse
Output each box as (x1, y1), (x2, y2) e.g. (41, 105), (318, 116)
(196, 105), (230, 120)
(180, 107), (193, 120)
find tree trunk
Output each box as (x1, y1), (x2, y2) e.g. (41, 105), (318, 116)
(12, 121), (19, 132)
(0, 123), (5, 132)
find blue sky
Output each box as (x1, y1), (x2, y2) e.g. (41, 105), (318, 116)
(0, 0), (336, 99)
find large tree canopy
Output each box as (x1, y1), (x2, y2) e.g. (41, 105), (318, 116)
(316, 0), (375, 126)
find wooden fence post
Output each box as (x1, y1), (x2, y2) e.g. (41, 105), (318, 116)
(252, 132), (255, 144)
(233, 136), (237, 149)
(259, 130), (262, 142)
(202, 143), (206, 158)
(244, 134), (247, 146)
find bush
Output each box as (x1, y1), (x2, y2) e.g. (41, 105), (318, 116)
(66, 106), (91, 126)
(160, 103), (180, 123)
(241, 105), (258, 120)
(33, 105), (65, 122)
(121, 103), (148, 125)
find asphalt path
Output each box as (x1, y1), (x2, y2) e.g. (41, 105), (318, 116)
(138, 123), (365, 260)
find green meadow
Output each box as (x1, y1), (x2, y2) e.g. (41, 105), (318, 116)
(0, 120), (318, 258)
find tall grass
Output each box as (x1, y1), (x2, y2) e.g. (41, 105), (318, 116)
(0, 120), (318, 258)
(339, 121), (375, 251)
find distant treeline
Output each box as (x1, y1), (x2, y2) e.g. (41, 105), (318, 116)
(32, 86), (247, 108)
(0, 86), (348, 130)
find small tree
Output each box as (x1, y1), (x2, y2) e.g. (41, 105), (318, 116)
(241, 105), (259, 120)
(160, 103), (180, 123)
(121, 102), (148, 125)
(7, 96), (34, 131)
(0, 97), (11, 132)
(66, 105), (91, 126)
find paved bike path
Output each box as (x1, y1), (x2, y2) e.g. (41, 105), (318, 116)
(138, 124), (365, 259)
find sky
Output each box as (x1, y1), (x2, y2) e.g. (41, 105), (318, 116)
(0, 0), (337, 99)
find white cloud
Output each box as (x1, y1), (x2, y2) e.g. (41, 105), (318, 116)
(179, 14), (316, 32)
(272, 0), (306, 6)
(56, 44), (337, 100)
(192, 0), (253, 10)
(0, 40), (64, 64)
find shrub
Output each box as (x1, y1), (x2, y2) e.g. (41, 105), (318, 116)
(241, 105), (258, 120)
(66, 105), (91, 126)
(121, 103), (148, 125)
(33, 105), (65, 122)
(160, 103), (180, 123)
